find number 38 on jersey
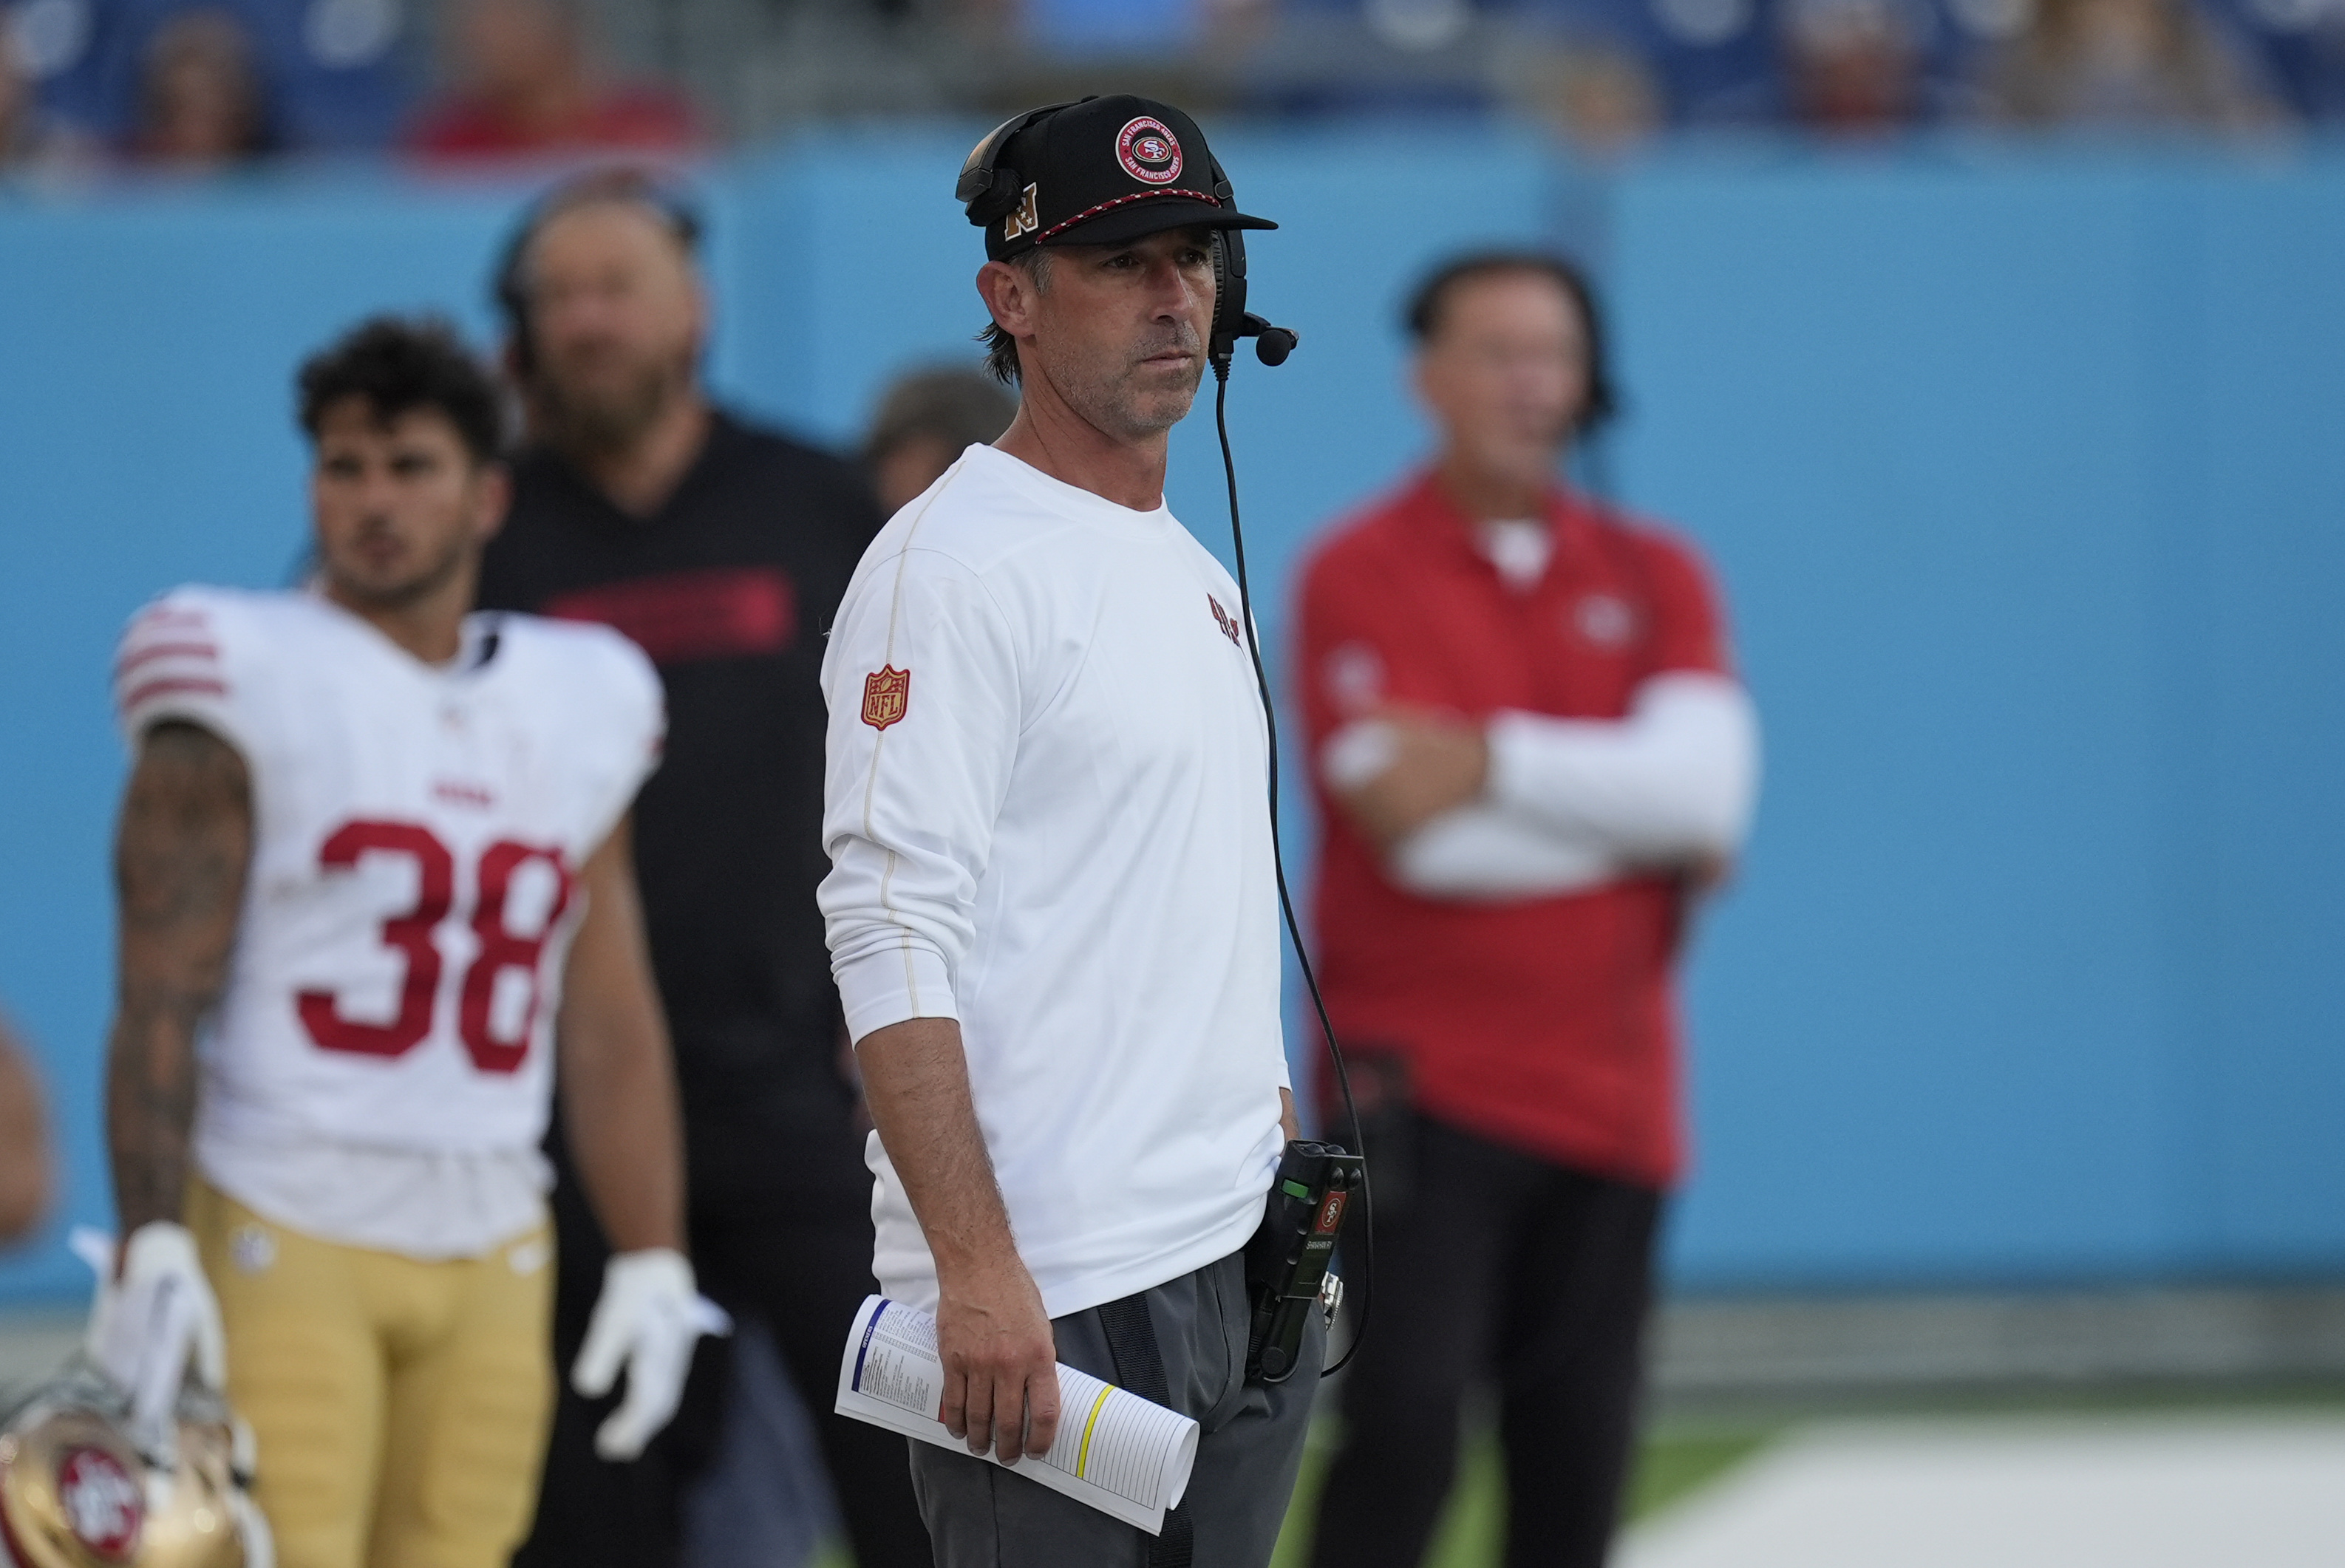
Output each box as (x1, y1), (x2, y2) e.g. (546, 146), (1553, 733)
(115, 587), (664, 1153)
(299, 820), (575, 1075)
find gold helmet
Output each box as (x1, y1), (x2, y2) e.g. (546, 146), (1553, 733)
(0, 1365), (269, 1568)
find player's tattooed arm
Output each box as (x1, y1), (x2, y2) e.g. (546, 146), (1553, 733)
(105, 722), (252, 1238)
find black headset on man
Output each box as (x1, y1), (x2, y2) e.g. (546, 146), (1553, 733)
(959, 97), (1369, 1385)
(956, 98), (1299, 374)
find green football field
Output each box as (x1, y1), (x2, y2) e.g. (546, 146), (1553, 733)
(811, 1385), (2345, 1568)
(1267, 1417), (1776, 1567)
(1265, 1388), (2345, 1567)
(806, 1417), (1772, 1568)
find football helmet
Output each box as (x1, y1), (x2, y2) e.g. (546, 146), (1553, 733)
(0, 1363), (270, 1568)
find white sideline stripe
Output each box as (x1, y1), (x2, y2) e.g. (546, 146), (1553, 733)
(1620, 1416), (2345, 1568)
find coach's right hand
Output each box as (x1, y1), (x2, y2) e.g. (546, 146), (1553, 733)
(936, 1257), (1060, 1465)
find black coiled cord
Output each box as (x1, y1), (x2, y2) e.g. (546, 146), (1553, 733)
(1213, 362), (1372, 1379)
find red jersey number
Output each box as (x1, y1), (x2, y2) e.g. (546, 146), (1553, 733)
(296, 822), (452, 1057)
(296, 820), (574, 1074)
(460, 842), (574, 1074)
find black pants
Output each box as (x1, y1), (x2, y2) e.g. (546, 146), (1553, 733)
(511, 1133), (932, 1568)
(1309, 1114), (1663, 1568)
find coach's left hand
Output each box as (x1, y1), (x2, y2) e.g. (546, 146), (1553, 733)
(574, 1247), (733, 1461)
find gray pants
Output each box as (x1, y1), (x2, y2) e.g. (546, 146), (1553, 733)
(909, 1248), (1324, 1567)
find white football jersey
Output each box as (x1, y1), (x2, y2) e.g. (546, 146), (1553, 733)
(115, 587), (663, 1162)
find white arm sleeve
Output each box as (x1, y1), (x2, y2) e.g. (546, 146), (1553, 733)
(1387, 805), (1623, 899)
(1350, 672), (1760, 901)
(817, 550), (1021, 1044)
(1484, 672), (1760, 860)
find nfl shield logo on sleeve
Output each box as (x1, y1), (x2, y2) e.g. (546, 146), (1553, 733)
(862, 666), (911, 730)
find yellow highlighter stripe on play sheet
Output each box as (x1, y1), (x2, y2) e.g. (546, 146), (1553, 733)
(1074, 1383), (1115, 1478)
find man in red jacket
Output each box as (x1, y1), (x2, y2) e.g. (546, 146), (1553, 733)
(1298, 253), (1760, 1568)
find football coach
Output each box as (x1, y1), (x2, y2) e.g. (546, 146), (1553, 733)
(817, 95), (1316, 1565)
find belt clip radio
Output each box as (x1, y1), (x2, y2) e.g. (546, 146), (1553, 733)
(1244, 1140), (1364, 1384)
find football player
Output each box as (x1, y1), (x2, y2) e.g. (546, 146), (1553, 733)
(91, 317), (718, 1568)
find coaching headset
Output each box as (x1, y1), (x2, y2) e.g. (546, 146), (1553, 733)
(956, 96), (1299, 373)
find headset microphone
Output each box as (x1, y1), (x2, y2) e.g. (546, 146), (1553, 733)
(1205, 165), (1301, 372)
(1250, 317), (1299, 367)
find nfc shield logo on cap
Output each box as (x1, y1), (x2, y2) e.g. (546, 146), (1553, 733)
(1116, 116), (1182, 185)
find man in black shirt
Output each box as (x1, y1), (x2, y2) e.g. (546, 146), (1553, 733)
(476, 170), (928, 1568)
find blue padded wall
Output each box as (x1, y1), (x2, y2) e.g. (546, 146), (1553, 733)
(4, 134), (2344, 1306)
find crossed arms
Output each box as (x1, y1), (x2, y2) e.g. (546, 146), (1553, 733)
(1322, 672), (1761, 897)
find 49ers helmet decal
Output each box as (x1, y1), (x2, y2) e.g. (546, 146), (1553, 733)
(0, 1366), (269, 1568)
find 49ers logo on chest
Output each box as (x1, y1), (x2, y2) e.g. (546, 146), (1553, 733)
(1117, 117), (1182, 185)
(862, 665), (911, 730)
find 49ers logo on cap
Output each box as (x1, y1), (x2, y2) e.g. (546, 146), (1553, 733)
(862, 666), (910, 730)
(57, 1445), (143, 1558)
(1116, 116), (1182, 185)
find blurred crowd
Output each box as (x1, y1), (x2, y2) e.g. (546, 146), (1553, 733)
(0, 0), (701, 174)
(1453, 0), (2324, 141)
(1, 0), (2341, 175)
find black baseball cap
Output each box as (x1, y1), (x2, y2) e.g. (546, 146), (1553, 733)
(959, 95), (1277, 262)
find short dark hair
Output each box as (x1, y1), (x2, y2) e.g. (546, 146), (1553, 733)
(866, 367), (1018, 466)
(1403, 250), (1617, 434)
(297, 316), (506, 465)
(977, 249), (1052, 386)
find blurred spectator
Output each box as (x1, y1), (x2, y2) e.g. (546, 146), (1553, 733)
(406, 0), (697, 163)
(1641, 0), (1973, 129)
(1, 16), (34, 160)
(1502, 37), (1667, 151)
(1783, 0), (1930, 127)
(17, 0), (411, 160)
(475, 170), (925, 1568)
(861, 366), (1016, 517)
(0, 1012), (52, 1244)
(1548, 44), (1669, 143)
(129, 6), (270, 164)
(1523, 0), (1783, 126)
(1297, 253), (1758, 1568)
(2208, 0), (2345, 120)
(1982, 0), (2287, 126)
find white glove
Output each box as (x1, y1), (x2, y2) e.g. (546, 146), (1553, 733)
(77, 1223), (227, 1448)
(571, 1249), (730, 1462)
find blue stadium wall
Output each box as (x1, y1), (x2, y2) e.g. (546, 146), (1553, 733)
(4, 132), (2343, 1307)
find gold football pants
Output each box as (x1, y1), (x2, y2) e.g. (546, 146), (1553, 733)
(186, 1179), (555, 1568)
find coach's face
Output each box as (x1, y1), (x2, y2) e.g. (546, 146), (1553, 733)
(995, 225), (1215, 443)
(520, 200), (706, 451)
(311, 400), (507, 609)
(1415, 269), (1590, 490)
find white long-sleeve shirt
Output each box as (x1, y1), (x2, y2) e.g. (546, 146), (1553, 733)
(818, 444), (1290, 1320)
